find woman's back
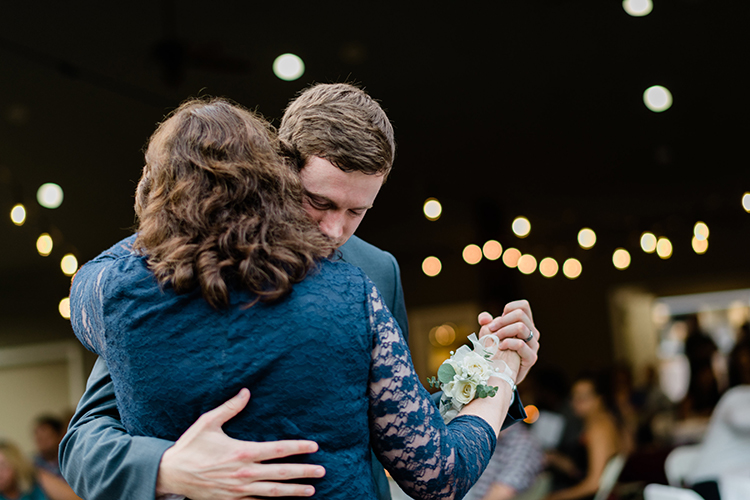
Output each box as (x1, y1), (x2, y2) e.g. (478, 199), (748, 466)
(74, 235), (379, 498)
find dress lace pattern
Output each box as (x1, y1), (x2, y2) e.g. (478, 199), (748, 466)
(70, 235), (496, 500)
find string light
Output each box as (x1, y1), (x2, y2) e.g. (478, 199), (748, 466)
(693, 222), (709, 241)
(640, 232), (657, 253)
(37, 183), (64, 209)
(656, 237), (673, 259)
(577, 228), (596, 249)
(272, 53), (305, 81)
(59, 297), (71, 320)
(36, 233), (53, 256)
(692, 236), (708, 255)
(10, 204), (26, 225)
(613, 248), (631, 270)
(517, 254), (537, 275)
(422, 256), (442, 277)
(623, 0), (653, 17)
(743, 193), (750, 212)
(423, 198), (442, 221)
(482, 240), (503, 260)
(512, 217), (531, 238)
(562, 258), (582, 280)
(502, 248), (522, 268)
(539, 257), (559, 278)
(644, 85), (673, 112)
(462, 244), (483, 265)
(61, 254), (78, 276)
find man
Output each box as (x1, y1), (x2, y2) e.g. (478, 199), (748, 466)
(59, 83), (540, 500)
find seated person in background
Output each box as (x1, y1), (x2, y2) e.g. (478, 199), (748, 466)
(31, 417), (63, 478)
(684, 380), (750, 499)
(464, 423), (544, 500)
(544, 373), (622, 500)
(0, 440), (46, 500)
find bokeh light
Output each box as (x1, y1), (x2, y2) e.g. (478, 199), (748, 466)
(613, 248), (631, 270)
(434, 324), (456, 346)
(743, 193), (750, 212)
(482, 240), (503, 260)
(272, 53), (305, 81)
(37, 183), (64, 209)
(644, 85), (673, 112)
(563, 258), (582, 280)
(36, 233), (53, 256)
(517, 254), (537, 275)
(512, 217), (531, 238)
(640, 232), (657, 253)
(577, 228), (596, 249)
(524, 405), (540, 424)
(423, 198), (442, 221)
(59, 297), (71, 320)
(623, 0), (653, 17)
(656, 237), (673, 259)
(692, 236), (708, 255)
(422, 256), (442, 277)
(502, 248), (522, 268)
(61, 253), (78, 276)
(462, 244), (483, 265)
(10, 203), (26, 225)
(539, 257), (559, 278)
(693, 222), (709, 241)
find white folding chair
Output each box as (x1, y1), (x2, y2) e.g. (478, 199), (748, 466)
(643, 483), (704, 500)
(592, 453), (628, 500)
(664, 444), (701, 486)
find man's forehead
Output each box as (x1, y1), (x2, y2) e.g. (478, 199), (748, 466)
(299, 156), (384, 207)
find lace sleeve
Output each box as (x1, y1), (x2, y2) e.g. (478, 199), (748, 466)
(366, 280), (497, 500)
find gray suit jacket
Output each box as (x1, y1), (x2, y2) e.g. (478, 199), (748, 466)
(59, 235), (408, 500)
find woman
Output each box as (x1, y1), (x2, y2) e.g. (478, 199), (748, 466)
(70, 98), (520, 499)
(544, 373), (622, 500)
(0, 441), (46, 500)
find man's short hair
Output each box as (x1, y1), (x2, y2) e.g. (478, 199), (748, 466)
(278, 83), (395, 179)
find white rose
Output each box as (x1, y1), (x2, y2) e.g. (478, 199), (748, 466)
(452, 379), (477, 405)
(442, 381), (456, 398)
(461, 351), (493, 382)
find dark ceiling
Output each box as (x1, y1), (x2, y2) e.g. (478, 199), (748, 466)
(1, 1), (749, 365)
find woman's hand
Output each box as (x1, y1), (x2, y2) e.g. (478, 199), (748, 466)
(478, 300), (539, 384)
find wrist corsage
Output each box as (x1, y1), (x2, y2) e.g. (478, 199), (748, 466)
(428, 333), (516, 423)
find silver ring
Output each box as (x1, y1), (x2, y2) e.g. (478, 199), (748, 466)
(524, 329), (534, 343)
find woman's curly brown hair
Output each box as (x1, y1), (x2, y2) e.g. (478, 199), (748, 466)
(134, 97), (335, 308)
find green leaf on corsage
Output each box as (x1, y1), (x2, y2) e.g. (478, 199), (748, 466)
(437, 363), (456, 384)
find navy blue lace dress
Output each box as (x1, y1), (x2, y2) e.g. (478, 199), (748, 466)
(70, 236), (496, 499)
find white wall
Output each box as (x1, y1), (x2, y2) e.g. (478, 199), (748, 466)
(0, 341), (85, 456)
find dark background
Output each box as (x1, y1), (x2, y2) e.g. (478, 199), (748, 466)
(1, 1), (748, 376)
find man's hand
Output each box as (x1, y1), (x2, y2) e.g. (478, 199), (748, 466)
(478, 300), (539, 385)
(156, 389), (325, 500)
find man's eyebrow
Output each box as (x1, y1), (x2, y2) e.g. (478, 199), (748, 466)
(304, 190), (338, 209)
(303, 189), (373, 211)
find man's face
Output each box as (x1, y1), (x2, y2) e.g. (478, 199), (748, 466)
(299, 156), (384, 248)
(34, 424), (61, 455)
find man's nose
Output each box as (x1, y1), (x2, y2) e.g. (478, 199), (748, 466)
(319, 213), (345, 240)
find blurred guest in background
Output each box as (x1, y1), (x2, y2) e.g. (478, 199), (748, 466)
(728, 324), (750, 388)
(544, 372), (622, 500)
(684, 385), (750, 500)
(682, 314), (721, 418)
(464, 424), (544, 500)
(31, 417), (64, 478)
(0, 440), (47, 500)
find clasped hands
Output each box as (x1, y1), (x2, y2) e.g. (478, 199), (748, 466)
(477, 299), (540, 387)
